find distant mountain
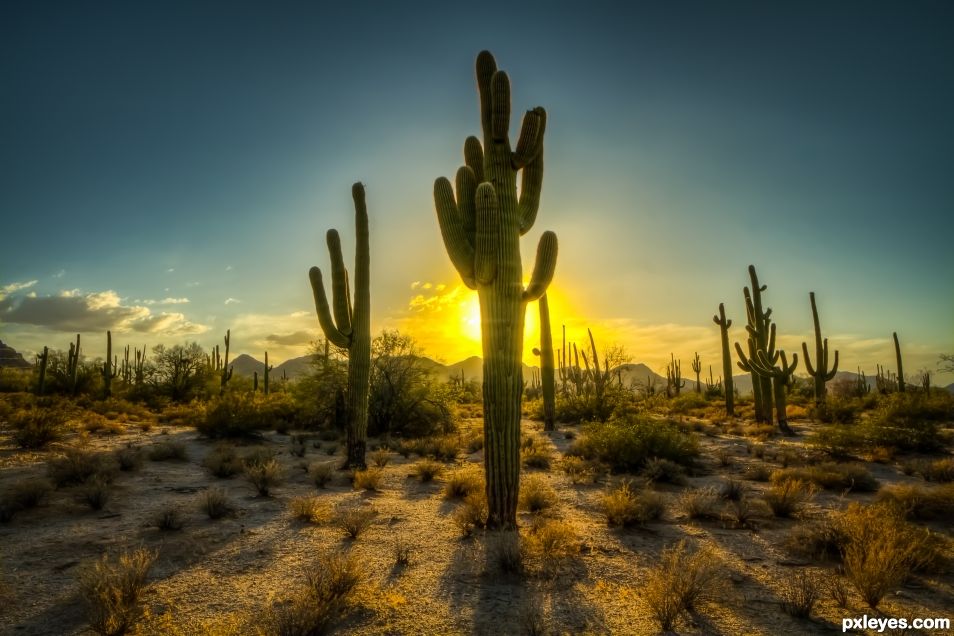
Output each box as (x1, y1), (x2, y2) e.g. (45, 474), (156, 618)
(946, 383), (954, 395)
(227, 354), (265, 377)
(0, 341), (31, 369)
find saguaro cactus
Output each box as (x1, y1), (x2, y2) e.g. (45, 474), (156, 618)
(102, 330), (117, 398)
(743, 266), (774, 423)
(533, 294), (556, 431)
(219, 330), (234, 392)
(67, 333), (81, 395)
(309, 182), (372, 470)
(36, 346), (49, 396)
(263, 351), (273, 396)
(893, 331), (905, 393)
(134, 347), (146, 386)
(691, 352), (702, 394)
(801, 292), (839, 405)
(736, 323), (797, 435)
(712, 303), (735, 416)
(666, 353), (686, 397)
(434, 51), (557, 529)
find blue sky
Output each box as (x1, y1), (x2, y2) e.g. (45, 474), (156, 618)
(2, 1), (952, 383)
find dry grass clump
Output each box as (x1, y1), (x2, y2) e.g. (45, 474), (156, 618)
(289, 496), (331, 524)
(452, 490), (488, 537)
(771, 462), (878, 492)
(4, 477), (53, 511)
(487, 531), (523, 575)
(47, 448), (116, 487)
(643, 540), (721, 632)
(154, 504), (185, 531)
(875, 482), (954, 521)
(413, 458), (444, 482)
(839, 503), (938, 608)
(906, 457), (954, 483)
(202, 487), (234, 520)
(443, 467), (483, 499)
(393, 536), (413, 566)
(825, 571), (851, 608)
(79, 547), (156, 636)
(643, 457), (688, 485)
(114, 446), (142, 472)
(518, 475), (558, 514)
(764, 479), (815, 517)
(11, 407), (67, 449)
(783, 516), (846, 562)
(743, 463), (771, 482)
(352, 467), (385, 491)
(245, 458), (285, 496)
(779, 569), (820, 618)
(406, 435), (460, 461)
(559, 455), (598, 485)
(79, 475), (113, 511)
(602, 481), (665, 527)
(147, 440), (187, 462)
(522, 445), (553, 470)
(525, 518), (579, 565)
(308, 461), (335, 489)
(719, 478), (747, 501)
(203, 444), (243, 478)
(723, 497), (768, 530)
(335, 504), (377, 539)
(266, 550), (362, 636)
(369, 448), (391, 468)
(679, 486), (720, 521)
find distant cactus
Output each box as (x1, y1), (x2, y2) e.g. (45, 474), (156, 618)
(36, 346), (48, 396)
(67, 334), (81, 395)
(875, 363), (896, 394)
(666, 353), (685, 397)
(133, 347), (147, 386)
(263, 351), (274, 396)
(253, 371), (258, 393)
(855, 367), (870, 396)
(893, 331), (905, 393)
(535, 294), (555, 431)
(219, 330), (234, 392)
(801, 292), (839, 405)
(712, 303), (735, 416)
(101, 330), (118, 398)
(690, 352), (702, 394)
(433, 51), (557, 529)
(309, 182), (372, 470)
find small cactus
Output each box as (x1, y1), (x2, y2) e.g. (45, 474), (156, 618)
(666, 353), (685, 397)
(893, 331), (905, 393)
(690, 352), (702, 394)
(263, 351), (274, 395)
(101, 330), (117, 398)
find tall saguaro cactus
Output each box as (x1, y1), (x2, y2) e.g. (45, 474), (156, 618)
(36, 346), (49, 396)
(102, 330), (117, 398)
(533, 294), (556, 431)
(263, 351), (273, 396)
(219, 330), (233, 392)
(743, 266), (774, 423)
(434, 51), (557, 529)
(801, 292), (839, 405)
(893, 331), (905, 393)
(309, 182), (372, 470)
(736, 322), (796, 435)
(691, 352), (702, 394)
(712, 303), (735, 416)
(67, 333), (81, 396)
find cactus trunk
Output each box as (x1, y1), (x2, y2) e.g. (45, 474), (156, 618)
(893, 331), (905, 393)
(801, 292), (839, 405)
(713, 303), (735, 416)
(37, 346), (48, 396)
(538, 294), (555, 431)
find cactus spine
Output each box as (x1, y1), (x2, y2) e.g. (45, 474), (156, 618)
(220, 330), (233, 392)
(434, 51), (557, 529)
(309, 183), (372, 470)
(101, 330), (117, 398)
(801, 292), (839, 405)
(690, 352), (702, 394)
(536, 294), (555, 431)
(893, 331), (905, 393)
(712, 303), (735, 416)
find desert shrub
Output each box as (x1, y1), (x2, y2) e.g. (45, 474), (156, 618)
(406, 435), (460, 462)
(11, 406), (69, 448)
(916, 458), (954, 483)
(825, 571), (851, 608)
(488, 531), (523, 575)
(202, 487), (234, 520)
(335, 504), (377, 538)
(719, 479), (746, 501)
(522, 446), (552, 470)
(569, 415), (698, 473)
(353, 467), (384, 491)
(369, 448), (391, 468)
(743, 463), (771, 482)
(643, 540), (721, 632)
(559, 455), (598, 485)
(642, 457), (687, 485)
(266, 550), (362, 635)
(839, 503), (937, 608)
(602, 481), (665, 527)
(779, 570), (819, 618)
(668, 392), (708, 415)
(245, 458), (285, 496)
(444, 467), (483, 499)
(115, 446), (142, 472)
(147, 440), (187, 462)
(79, 547), (155, 636)
(811, 398), (861, 424)
(723, 497), (767, 530)
(203, 444), (243, 478)
(526, 518), (579, 564)
(770, 463), (878, 493)
(679, 487), (720, 521)
(875, 483), (954, 521)
(3, 477), (53, 511)
(289, 496), (331, 524)
(47, 448), (116, 487)
(393, 536), (413, 566)
(197, 392), (270, 438)
(764, 479), (815, 517)
(309, 461), (335, 489)
(154, 504), (184, 531)
(413, 458), (444, 482)
(79, 476), (112, 510)
(518, 475), (558, 514)
(452, 490), (488, 537)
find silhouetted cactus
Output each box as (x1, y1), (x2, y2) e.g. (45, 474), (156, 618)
(36, 346), (48, 396)
(893, 331), (905, 393)
(433, 51), (557, 529)
(742, 266), (774, 423)
(712, 303), (735, 416)
(666, 353), (685, 397)
(690, 352), (702, 394)
(220, 330), (233, 392)
(534, 294), (555, 431)
(67, 333), (80, 395)
(309, 182), (371, 470)
(855, 367), (870, 396)
(736, 323), (796, 435)
(801, 292), (839, 405)
(263, 351), (273, 396)
(101, 331), (117, 398)
(253, 371), (258, 393)
(133, 347), (146, 386)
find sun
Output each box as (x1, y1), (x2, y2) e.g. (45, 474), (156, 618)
(461, 295), (482, 343)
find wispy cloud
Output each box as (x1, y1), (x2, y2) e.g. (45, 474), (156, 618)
(1, 280), (38, 295)
(166, 268), (175, 273)
(224, 297), (241, 305)
(136, 297), (190, 306)
(52, 269), (65, 279)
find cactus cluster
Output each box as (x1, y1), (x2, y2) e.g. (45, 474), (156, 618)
(36, 346), (49, 396)
(434, 51), (557, 529)
(66, 334), (81, 395)
(742, 266), (774, 424)
(310, 183), (372, 470)
(735, 321), (798, 434)
(801, 292), (839, 405)
(666, 353), (685, 397)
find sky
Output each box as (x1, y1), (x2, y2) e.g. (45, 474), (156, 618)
(1, 1), (952, 384)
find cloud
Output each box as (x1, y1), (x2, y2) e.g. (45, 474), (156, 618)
(0, 288), (208, 336)
(166, 268), (175, 273)
(1, 280), (38, 295)
(264, 331), (313, 346)
(228, 310), (318, 361)
(225, 265), (233, 271)
(52, 269), (65, 279)
(136, 297), (190, 306)
(224, 297), (241, 305)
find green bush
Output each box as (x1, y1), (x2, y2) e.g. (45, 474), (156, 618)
(668, 392), (708, 415)
(197, 393), (276, 438)
(569, 415), (699, 473)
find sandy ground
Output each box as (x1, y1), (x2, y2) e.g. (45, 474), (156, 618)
(1, 412), (952, 635)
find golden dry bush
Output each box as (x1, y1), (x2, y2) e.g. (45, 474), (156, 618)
(452, 490), (488, 537)
(289, 496), (331, 524)
(779, 569), (820, 618)
(518, 475), (558, 514)
(443, 467), (483, 499)
(764, 478), (814, 517)
(643, 540), (721, 632)
(266, 550), (362, 635)
(413, 458), (444, 482)
(352, 467), (384, 491)
(335, 504), (377, 539)
(79, 547), (156, 636)
(602, 482), (665, 527)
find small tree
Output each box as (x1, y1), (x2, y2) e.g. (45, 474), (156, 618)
(150, 342), (209, 402)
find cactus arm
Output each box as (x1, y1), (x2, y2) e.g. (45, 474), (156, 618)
(735, 341), (753, 372)
(456, 166), (478, 244)
(434, 177), (478, 288)
(476, 51), (497, 147)
(352, 181), (370, 333)
(517, 108), (546, 234)
(512, 108), (545, 169)
(308, 267), (351, 349)
(825, 347), (839, 381)
(326, 229), (353, 337)
(474, 183), (499, 285)
(801, 341), (817, 376)
(522, 231), (558, 302)
(490, 71), (511, 142)
(464, 136), (485, 183)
